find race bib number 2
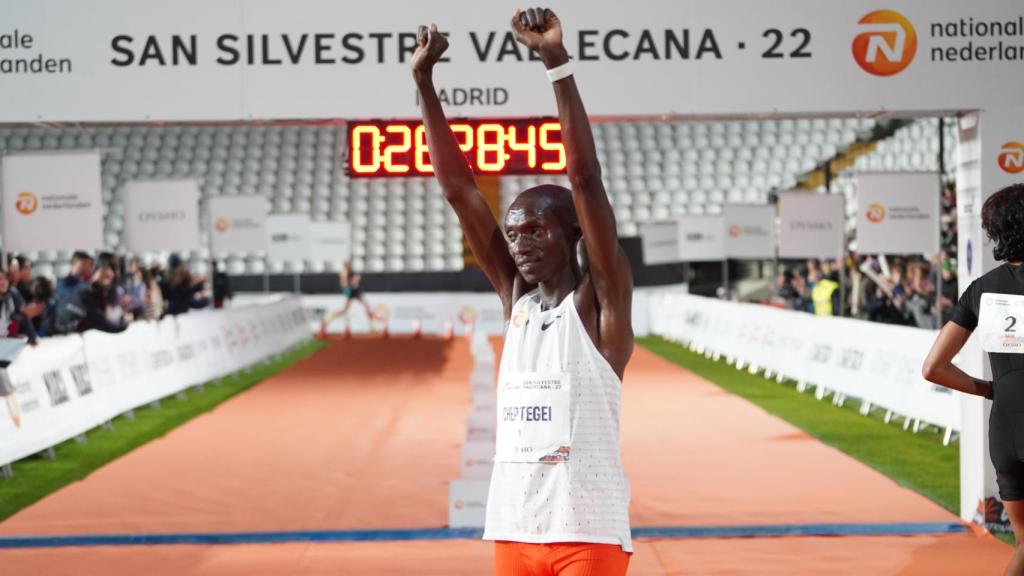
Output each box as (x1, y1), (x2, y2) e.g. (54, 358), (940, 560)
(494, 372), (571, 463)
(978, 293), (1024, 353)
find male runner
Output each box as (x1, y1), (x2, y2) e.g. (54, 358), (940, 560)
(413, 8), (634, 575)
(319, 260), (375, 336)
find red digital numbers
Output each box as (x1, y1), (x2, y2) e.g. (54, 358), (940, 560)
(347, 119), (566, 177)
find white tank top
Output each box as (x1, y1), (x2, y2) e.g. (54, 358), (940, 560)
(482, 289), (632, 552)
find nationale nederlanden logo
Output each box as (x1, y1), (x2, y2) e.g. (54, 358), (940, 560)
(215, 218), (230, 232)
(852, 10), (917, 76)
(728, 224), (742, 238)
(15, 191), (38, 215)
(866, 203), (887, 223)
(998, 142), (1024, 174)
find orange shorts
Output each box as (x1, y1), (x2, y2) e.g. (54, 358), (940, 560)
(494, 541), (631, 576)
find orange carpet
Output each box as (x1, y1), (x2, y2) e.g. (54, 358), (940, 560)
(0, 336), (1010, 574)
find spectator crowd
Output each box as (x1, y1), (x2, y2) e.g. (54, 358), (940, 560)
(771, 254), (957, 329)
(770, 183), (960, 330)
(2, 252), (233, 345)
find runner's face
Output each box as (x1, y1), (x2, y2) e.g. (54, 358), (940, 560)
(505, 203), (572, 284)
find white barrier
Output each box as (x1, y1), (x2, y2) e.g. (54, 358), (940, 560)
(649, 292), (961, 432)
(238, 287), (657, 338)
(0, 296), (311, 468)
(449, 330), (497, 528)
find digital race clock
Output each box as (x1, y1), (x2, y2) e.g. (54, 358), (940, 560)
(346, 118), (566, 178)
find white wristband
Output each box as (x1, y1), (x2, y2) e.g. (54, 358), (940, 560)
(546, 59), (574, 83)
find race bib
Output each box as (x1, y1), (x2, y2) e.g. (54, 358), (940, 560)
(494, 372), (571, 463)
(978, 293), (1024, 353)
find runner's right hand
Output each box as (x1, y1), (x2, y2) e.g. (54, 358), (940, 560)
(411, 24), (449, 79)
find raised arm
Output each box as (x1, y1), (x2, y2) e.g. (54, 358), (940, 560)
(411, 25), (517, 311)
(512, 9), (633, 335)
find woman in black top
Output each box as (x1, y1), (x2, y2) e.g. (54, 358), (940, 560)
(923, 183), (1024, 575)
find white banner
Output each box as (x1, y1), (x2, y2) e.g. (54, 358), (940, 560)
(679, 215), (725, 262)
(284, 288), (658, 337)
(1, 297), (310, 467)
(123, 179), (201, 253)
(648, 291), (960, 431)
(0, 335), (98, 463)
(723, 204), (776, 259)
(460, 441), (494, 480)
(1, 152), (103, 251)
(640, 220), (681, 265)
(208, 195), (268, 256)
(778, 192), (845, 259)
(266, 214), (312, 262)
(855, 172), (941, 255)
(298, 292), (506, 336)
(2, 0), (1023, 122)
(448, 479), (489, 528)
(310, 220), (352, 262)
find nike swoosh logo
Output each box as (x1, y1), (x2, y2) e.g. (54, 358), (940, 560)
(540, 315), (563, 331)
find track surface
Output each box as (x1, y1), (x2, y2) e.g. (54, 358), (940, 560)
(0, 337), (1009, 574)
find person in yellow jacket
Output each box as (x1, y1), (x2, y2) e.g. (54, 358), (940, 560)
(812, 273), (841, 316)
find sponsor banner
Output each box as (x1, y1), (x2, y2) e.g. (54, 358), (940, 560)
(723, 204), (776, 259)
(467, 409), (495, 432)
(448, 479), (489, 528)
(208, 195), (268, 256)
(2, 152), (103, 251)
(266, 214), (312, 262)
(309, 220), (352, 263)
(0, 334), (101, 465)
(640, 220), (682, 265)
(855, 172), (941, 255)
(778, 192), (845, 259)
(123, 179), (201, 252)
(460, 441), (495, 480)
(678, 216), (726, 262)
(649, 291), (960, 430)
(2, 1), (1023, 122)
(1, 297), (310, 467)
